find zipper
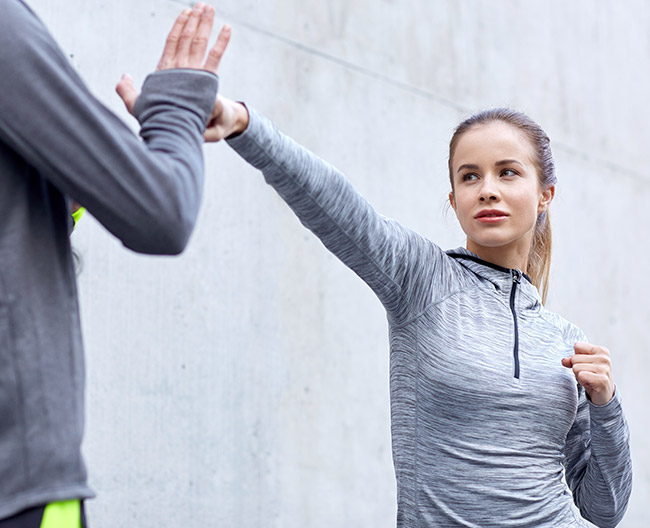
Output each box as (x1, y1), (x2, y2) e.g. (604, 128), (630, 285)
(446, 252), (528, 379)
(509, 269), (522, 379)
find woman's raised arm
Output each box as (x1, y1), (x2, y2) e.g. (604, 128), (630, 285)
(212, 98), (449, 321)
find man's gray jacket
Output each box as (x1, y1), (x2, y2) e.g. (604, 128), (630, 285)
(0, 0), (217, 519)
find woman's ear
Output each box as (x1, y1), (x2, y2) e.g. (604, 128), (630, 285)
(449, 191), (457, 213)
(538, 185), (555, 214)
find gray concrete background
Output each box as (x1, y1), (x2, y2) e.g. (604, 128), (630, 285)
(28, 0), (648, 526)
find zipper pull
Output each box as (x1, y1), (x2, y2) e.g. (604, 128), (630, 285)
(511, 269), (522, 284)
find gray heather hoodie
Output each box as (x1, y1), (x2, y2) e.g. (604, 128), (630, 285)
(0, 0), (217, 519)
(227, 108), (632, 528)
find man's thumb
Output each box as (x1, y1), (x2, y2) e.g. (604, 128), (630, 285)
(115, 73), (138, 116)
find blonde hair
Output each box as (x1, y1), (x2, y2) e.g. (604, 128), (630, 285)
(448, 109), (556, 303)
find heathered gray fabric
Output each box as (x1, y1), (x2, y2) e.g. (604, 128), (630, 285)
(0, 0), (217, 519)
(227, 109), (633, 528)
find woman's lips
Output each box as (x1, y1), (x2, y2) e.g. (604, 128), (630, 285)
(475, 209), (509, 223)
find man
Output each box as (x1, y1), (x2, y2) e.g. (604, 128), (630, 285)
(0, 1), (230, 525)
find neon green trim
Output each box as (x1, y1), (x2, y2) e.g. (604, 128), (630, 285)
(71, 207), (86, 228)
(40, 500), (81, 528)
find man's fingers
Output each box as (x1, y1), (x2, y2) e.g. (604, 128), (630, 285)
(115, 73), (139, 116)
(157, 8), (192, 70)
(203, 24), (232, 73)
(175, 4), (204, 68)
(154, 4), (230, 73)
(189, 5), (215, 65)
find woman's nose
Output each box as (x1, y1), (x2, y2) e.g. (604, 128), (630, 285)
(479, 179), (500, 201)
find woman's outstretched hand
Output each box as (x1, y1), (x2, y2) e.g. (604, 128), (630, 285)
(116, 3), (232, 115)
(203, 95), (249, 142)
(562, 342), (615, 406)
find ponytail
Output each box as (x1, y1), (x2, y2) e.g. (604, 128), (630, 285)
(527, 211), (552, 304)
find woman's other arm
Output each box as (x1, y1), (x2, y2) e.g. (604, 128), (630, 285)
(563, 343), (633, 528)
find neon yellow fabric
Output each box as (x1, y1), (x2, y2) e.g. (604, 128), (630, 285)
(40, 500), (81, 528)
(71, 207), (86, 228)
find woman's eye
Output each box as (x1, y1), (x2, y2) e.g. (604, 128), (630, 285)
(462, 173), (478, 182)
(501, 168), (518, 177)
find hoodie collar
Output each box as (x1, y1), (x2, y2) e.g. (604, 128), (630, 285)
(445, 247), (542, 307)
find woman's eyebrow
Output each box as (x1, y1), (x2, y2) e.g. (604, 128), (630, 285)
(495, 159), (524, 167)
(456, 163), (479, 173)
(456, 159), (524, 173)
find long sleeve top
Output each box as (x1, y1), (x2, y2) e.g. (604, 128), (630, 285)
(0, 0), (217, 519)
(226, 108), (633, 528)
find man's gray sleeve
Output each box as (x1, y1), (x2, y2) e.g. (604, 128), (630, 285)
(0, 0), (218, 254)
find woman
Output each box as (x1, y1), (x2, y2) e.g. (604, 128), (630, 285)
(224, 102), (635, 527)
(118, 86), (633, 526)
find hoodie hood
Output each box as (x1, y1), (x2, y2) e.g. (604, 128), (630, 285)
(445, 247), (542, 310)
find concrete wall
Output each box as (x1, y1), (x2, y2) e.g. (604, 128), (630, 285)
(29, 0), (648, 526)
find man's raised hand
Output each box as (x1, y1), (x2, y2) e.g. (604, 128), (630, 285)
(116, 3), (231, 115)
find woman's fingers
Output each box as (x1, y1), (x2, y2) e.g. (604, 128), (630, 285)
(157, 8), (192, 70)
(115, 73), (139, 115)
(203, 97), (249, 142)
(562, 341), (615, 405)
(574, 341), (605, 355)
(203, 24), (232, 73)
(565, 354), (611, 367)
(576, 370), (612, 400)
(563, 346), (611, 372)
(204, 96), (228, 142)
(570, 362), (609, 376)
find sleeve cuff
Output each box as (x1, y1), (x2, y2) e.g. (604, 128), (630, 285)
(225, 107), (276, 172)
(134, 69), (219, 126)
(589, 387), (624, 426)
(225, 105), (260, 149)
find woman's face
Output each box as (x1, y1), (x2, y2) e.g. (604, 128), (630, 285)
(449, 121), (554, 267)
